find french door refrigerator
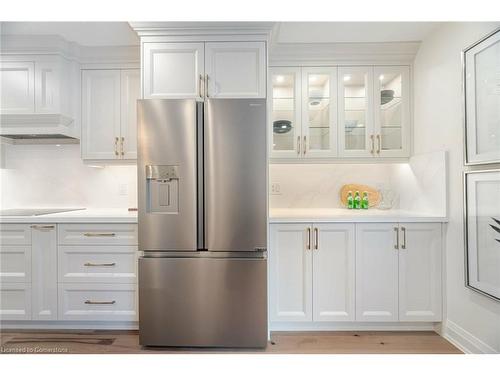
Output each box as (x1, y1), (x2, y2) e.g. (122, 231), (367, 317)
(137, 99), (267, 348)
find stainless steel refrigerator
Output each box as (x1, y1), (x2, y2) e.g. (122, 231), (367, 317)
(137, 99), (267, 348)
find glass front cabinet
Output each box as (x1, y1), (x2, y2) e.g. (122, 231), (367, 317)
(269, 65), (410, 160)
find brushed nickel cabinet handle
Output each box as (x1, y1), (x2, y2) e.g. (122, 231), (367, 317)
(314, 227), (319, 250)
(31, 225), (55, 230)
(401, 227), (406, 249)
(394, 227), (399, 250)
(303, 136), (307, 155)
(114, 137), (119, 156)
(297, 136), (301, 155)
(84, 300), (116, 305)
(370, 134), (375, 155)
(306, 227), (311, 250)
(83, 233), (116, 237)
(205, 74), (209, 98)
(121, 137), (125, 157)
(377, 134), (381, 154)
(84, 262), (116, 267)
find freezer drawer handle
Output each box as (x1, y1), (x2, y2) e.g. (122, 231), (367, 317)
(84, 262), (116, 267)
(84, 300), (116, 305)
(84, 233), (116, 237)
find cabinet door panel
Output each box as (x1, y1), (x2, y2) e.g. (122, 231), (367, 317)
(143, 42), (204, 99)
(205, 42), (266, 98)
(35, 61), (61, 114)
(0, 61), (35, 113)
(338, 67), (374, 157)
(0, 283), (31, 320)
(81, 70), (121, 160)
(374, 66), (410, 157)
(399, 223), (442, 321)
(31, 225), (58, 320)
(356, 223), (398, 321)
(269, 224), (312, 321)
(313, 223), (355, 321)
(302, 67), (338, 158)
(0, 246), (31, 283)
(269, 67), (302, 158)
(121, 69), (140, 159)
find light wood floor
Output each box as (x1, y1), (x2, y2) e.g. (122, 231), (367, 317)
(0, 330), (462, 354)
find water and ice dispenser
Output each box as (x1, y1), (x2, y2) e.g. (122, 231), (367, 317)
(145, 165), (179, 214)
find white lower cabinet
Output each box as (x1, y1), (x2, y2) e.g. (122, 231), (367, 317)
(355, 223), (399, 321)
(269, 223), (355, 323)
(269, 224), (312, 321)
(0, 283), (32, 320)
(270, 221), (443, 326)
(31, 224), (58, 320)
(58, 284), (137, 321)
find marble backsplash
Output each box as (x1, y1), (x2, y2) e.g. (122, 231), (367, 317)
(270, 151), (447, 216)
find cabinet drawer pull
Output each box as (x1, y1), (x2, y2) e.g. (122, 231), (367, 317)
(376, 134), (381, 154)
(83, 233), (116, 237)
(314, 227), (319, 250)
(30, 225), (55, 230)
(303, 136), (307, 155)
(370, 134), (375, 155)
(297, 136), (301, 155)
(306, 227), (311, 250)
(401, 227), (406, 249)
(84, 300), (116, 305)
(121, 137), (125, 156)
(394, 227), (399, 249)
(84, 262), (116, 267)
(114, 137), (119, 156)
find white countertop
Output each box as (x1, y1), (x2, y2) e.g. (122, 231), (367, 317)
(269, 208), (448, 223)
(0, 208), (138, 224)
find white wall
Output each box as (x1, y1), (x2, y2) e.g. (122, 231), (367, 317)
(0, 144), (137, 209)
(413, 22), (500, 353)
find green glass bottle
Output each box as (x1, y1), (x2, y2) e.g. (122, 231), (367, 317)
(347, 191), (354, 209)
(361, 191), (369, 209)
(354, 191), (361, 209)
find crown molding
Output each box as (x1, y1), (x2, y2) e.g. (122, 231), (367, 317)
(0, 34), (139, 64)
(269, 41), (420, 66)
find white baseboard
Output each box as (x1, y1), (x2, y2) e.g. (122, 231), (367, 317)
(440, 319), (497, 354)
(270, 321), (437, 331)
(0, 320), (138, 331)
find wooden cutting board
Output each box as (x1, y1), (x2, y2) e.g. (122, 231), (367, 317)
(340, 184), (381, 208)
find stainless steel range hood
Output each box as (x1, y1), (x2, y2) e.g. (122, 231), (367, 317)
(0, 113), (79, 144)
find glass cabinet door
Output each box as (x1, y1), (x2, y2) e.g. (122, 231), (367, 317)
(269, 67), (302, 158)
(373, 66), (410, 157)
(302, 67), (337, 158)
(338, 67), (374, 157)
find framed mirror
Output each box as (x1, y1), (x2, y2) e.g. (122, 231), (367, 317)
(464, 169), (500, 301)
(463, 28), (500, 165)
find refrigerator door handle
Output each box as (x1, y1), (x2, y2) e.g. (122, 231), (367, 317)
(205, 74), (209, 98)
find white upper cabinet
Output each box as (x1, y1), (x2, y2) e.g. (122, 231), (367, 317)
(373, 66), (410, 157)
(398, 223), (442, 321)
(338, 67), (374, 158)
(82, 70), (121, 160)
(143, 42), (204, 99)
(142, 41), (266, 100)
(269, 67), (302, 158)
(269, 223), (313, 322)
(120, 69), (140, 160)
(355, 223), (399, 321)
(0, 61), (35, 113)
(205, 42), (266, 98)
(82, 69), (140, 160)
(338, 66), (410, 158)
(312, 223), (355, 321)
(302, 67), (338, 158)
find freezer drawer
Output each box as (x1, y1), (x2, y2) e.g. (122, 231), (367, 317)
(139, 256), (267, 348)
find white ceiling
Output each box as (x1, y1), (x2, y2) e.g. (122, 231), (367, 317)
(0, 21), (440, 46)
(0, 22), (139, 46)
(274, 22), (441, 43)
